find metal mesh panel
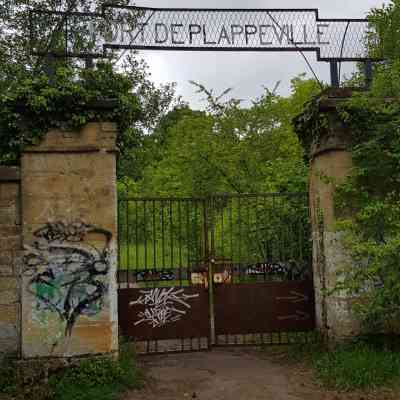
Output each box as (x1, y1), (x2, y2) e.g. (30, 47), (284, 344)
(30, 7), (377, 61)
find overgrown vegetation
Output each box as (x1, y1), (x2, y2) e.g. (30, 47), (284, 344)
(0, 344), (143, 400)
(0, 1), (177, 170)
(270, 338), (400, 392)
(313, 342), (400, 391)
(133, 76), (320, 197)
(331, 1), (400, 334)
(0, 63), (142, 165)
(294, 0), (400, 334)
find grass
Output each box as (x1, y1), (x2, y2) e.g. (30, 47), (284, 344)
(286, 338), (400, 392)
(312, 341), (400, 391)
(0, 343), (143, 400)
(0, 358), (18, 396)
(118, 242), (191, 270)
(262, 336), (400, 392)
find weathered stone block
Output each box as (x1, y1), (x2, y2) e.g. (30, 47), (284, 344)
(0, 236), (21, 251)
(0, 264), (13, 276)
(0, 278), (19, 305)
(0, 225), (21, 236)
(0, 304), (18, 325)
(0, 182), (20, 201)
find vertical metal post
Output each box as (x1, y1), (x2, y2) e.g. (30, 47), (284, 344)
(364, 61), (373, 89)
(204, 197), (215, 346)
(44, 54), (56, 82)
(330, 61), (340, 88)
(85, 57), (94, 69)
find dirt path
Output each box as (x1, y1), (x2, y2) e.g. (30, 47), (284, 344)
(125, 348), (398, 400)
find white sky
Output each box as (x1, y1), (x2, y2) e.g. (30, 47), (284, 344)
(133, 0), (389, 109)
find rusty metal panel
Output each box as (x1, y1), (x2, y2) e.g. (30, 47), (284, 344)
(118, 287), (209, 341)
(214, 281), (315, 335)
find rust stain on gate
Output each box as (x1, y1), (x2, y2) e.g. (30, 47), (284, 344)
(117, 193), (315, 354)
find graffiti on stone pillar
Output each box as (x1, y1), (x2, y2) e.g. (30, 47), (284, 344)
(24, 221), (112, 336)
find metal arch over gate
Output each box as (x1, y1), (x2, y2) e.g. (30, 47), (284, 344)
(29, 5), (382, 87)
(117, 193), (315, 355)
(29, 5), (382, 88)
(30, 5), (375, 62)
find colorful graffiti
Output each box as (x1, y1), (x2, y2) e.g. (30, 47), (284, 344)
(24, 221), (112, 336)
(130, 287), (199, 328)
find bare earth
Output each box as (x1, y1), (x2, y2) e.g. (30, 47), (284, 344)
(125, 348), (399, 400)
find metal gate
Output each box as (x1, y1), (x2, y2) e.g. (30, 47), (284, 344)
(117, 194), (315, 354)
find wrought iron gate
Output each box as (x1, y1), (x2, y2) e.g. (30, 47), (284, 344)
(117, 194), (315, 354)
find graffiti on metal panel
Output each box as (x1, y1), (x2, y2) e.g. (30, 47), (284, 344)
(246, 262), (311, 280)
(130, 287), (199, 328)
(24, 221), (112, 336)
(135, 269), (176, 282)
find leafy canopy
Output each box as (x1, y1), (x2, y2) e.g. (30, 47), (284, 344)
(0, 1), (177, 169)
(136, 76), (320, 197)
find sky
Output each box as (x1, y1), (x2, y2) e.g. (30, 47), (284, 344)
(132, 0), (388, 109)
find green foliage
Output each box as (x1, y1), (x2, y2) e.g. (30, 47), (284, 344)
(294, 1), (400, 333)
(0, 1), (177, 172)
(313, 342), (400, 391)
(332, 50), (400, 332)
(0, 63), (142, 165)
(139, 75), (320, 197)
(0, 360), (18, 395)
(50, 345), (143, 400)
(0, 344), (142, 400)
(368, 0), (400, 61)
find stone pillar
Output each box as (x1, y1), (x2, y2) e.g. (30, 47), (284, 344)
(307, 90), (361, 340)
(21, 122), (118, 358)
(0, 167), (22, 357)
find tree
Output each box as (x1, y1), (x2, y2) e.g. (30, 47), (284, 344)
(0, 1), (177, 172)
(140, 76), (320, 197)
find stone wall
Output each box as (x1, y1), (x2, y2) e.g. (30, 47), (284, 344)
(0, 167), (22, 356)
(20, 122), (119, 358)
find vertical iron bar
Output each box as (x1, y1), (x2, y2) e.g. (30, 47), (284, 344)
(135, 200), (139, 271)
(170, 200), (174, 269)
(144, 200), (148, 270)
(153, 200), (156, 269)
(330, 61), (340, 88)
(178, 201), (183, 286)
(117, 200), (122, 289)
(126, 201), (130, 286)
(186, 202), (191, 279)
(161, 200), (165, 269)
(194, 201), (199, 268)
(238, 197), (242, 272)
(364, 61), (373, 89)
(221, 197), (225, 259)
(204, 198), (215, 345)
(247, 197), (250, 264)
(210, 197), (215, 265)
(229, 198), (233, 270)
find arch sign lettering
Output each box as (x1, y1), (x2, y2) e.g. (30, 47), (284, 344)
(30, 5), (379, 84)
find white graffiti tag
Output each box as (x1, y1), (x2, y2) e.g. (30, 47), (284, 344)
(130, 287), (199, 328)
